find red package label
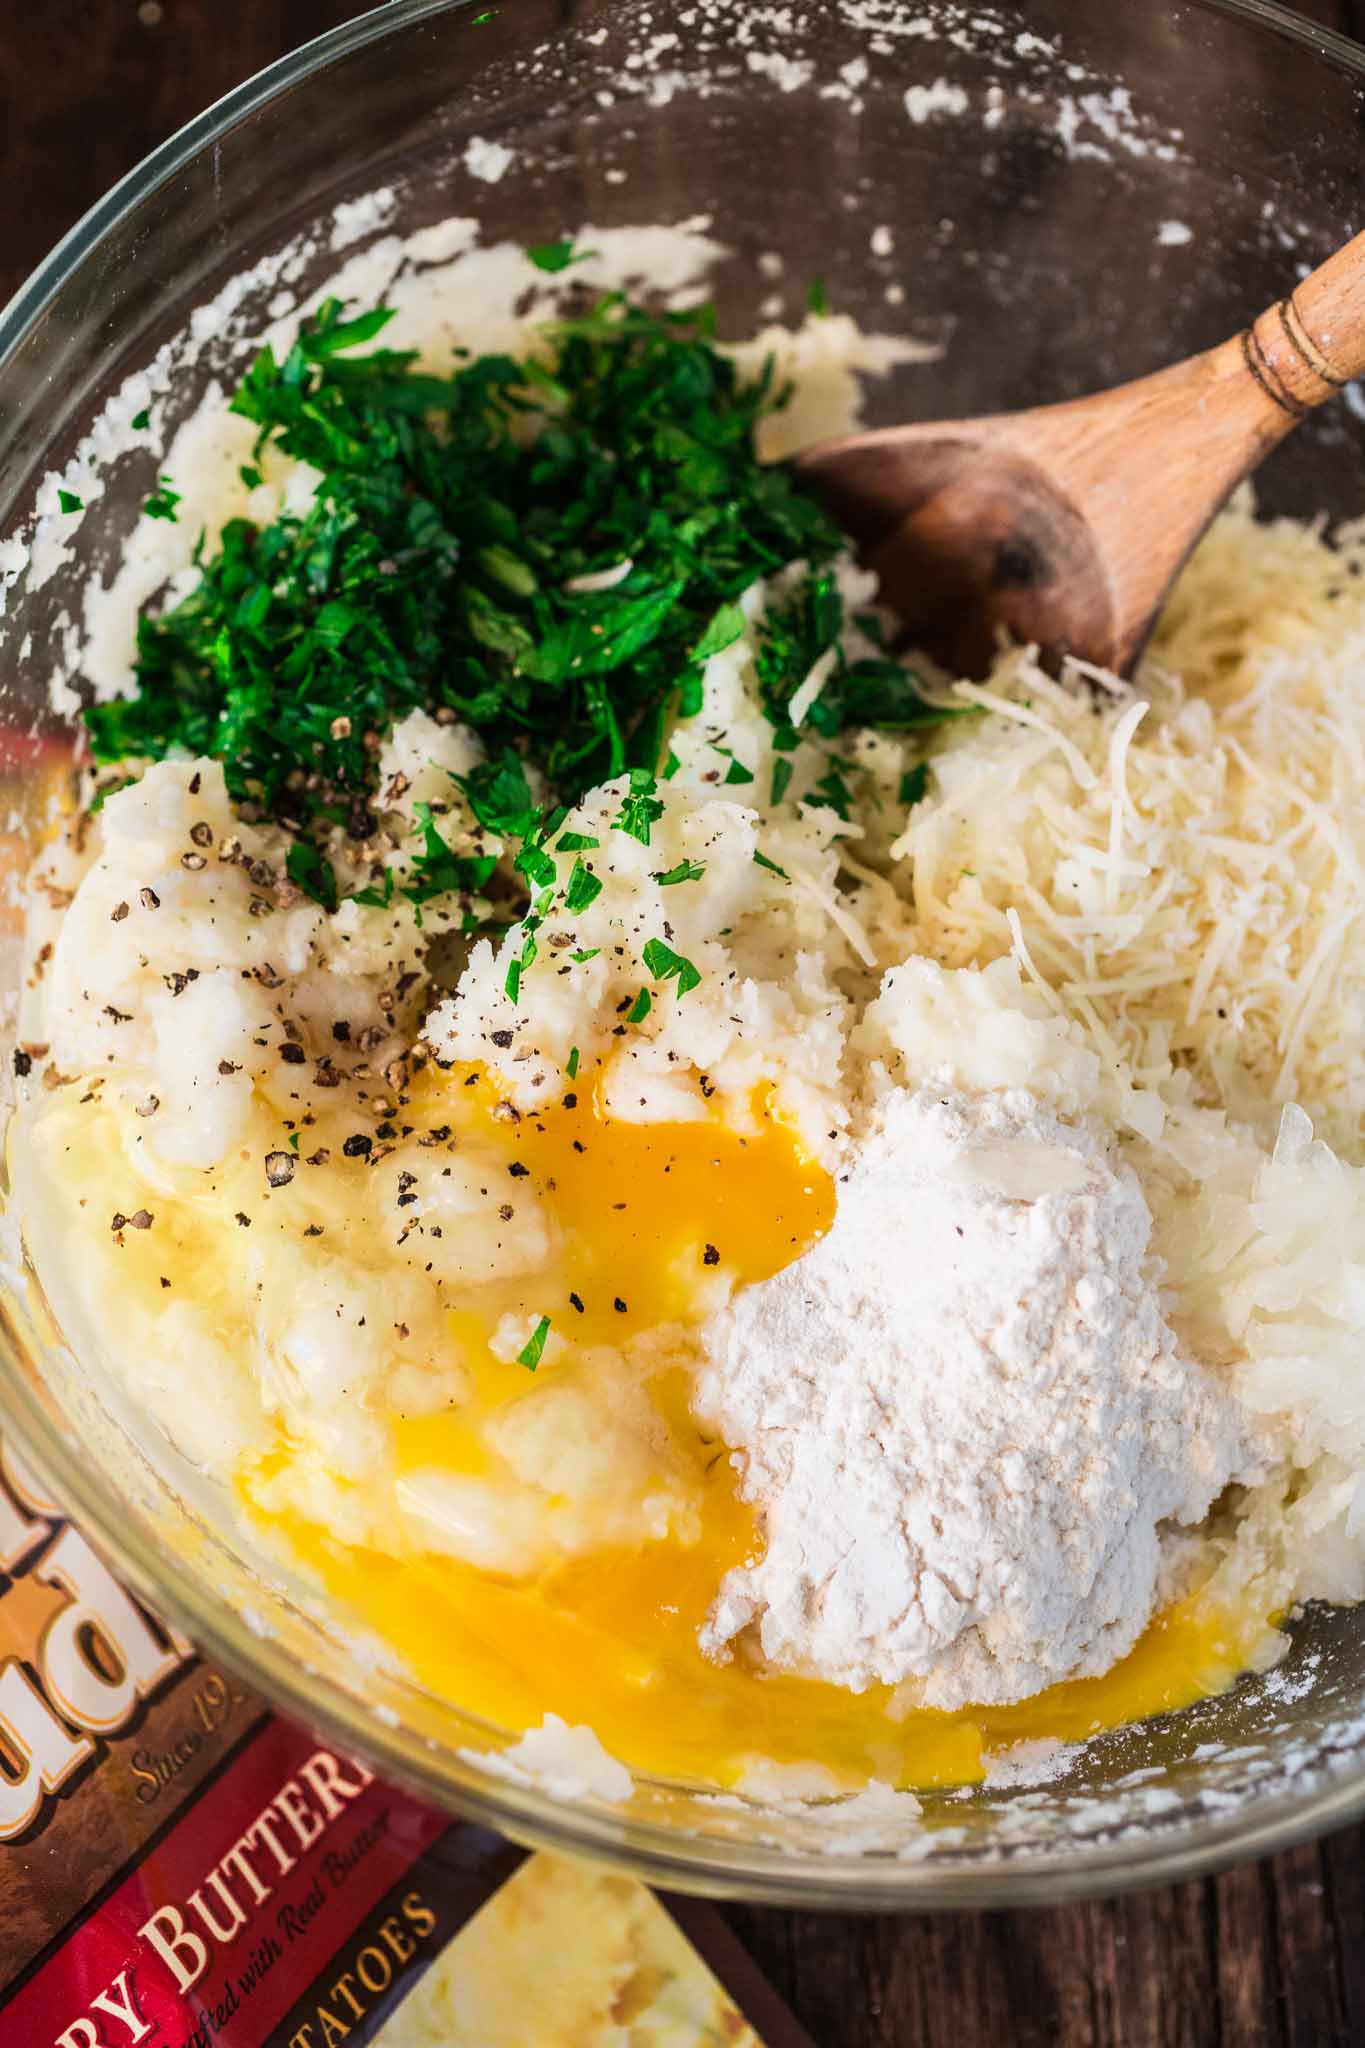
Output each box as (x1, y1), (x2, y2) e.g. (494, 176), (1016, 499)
(0, 1437), (813, 2046)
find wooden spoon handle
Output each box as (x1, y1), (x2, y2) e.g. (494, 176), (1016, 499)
(1242, 229), (1365, 419)
(988, 225), (1365, 669)
(792, 225), (1365, 679)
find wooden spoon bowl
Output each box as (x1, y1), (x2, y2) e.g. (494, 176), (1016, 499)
(794, 230), (1365, 677)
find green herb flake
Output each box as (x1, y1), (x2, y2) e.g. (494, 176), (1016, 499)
(770, 757), (794, 806)
(642, 937), (701, 997)
(239, 464), (264, 490)
(723, 757), (755, 786)
(652, 858), (705, 886)
(130, 407), (151, 431)
(286, 841), (339, 912)
(616, 768), (665, 846)
(899, 762), (930, 807)
(693, 601), (746, 662)
(351, 869), (396, 910)
(662, 750), (682, 781)
(554, 831), (599, 852)
(570, 948), (599, 963)
(80, 288), (967, 880)
(288, 1130), (301, 1152)
(753, 849), (788, 878)
(143, 475), (181, 523)
(518, 1314), (551, 1370)
(457, 751), (539, 841)
(806, 276), (830, 316)
(57, 489), (83, 515)
(627, 988), (652, 1023)
(564, 859), (603, 913)
(807, 759), (855, 822)
(514, 840), (557, 892)
(527, 239), (597, 274)
(410, 804), (498, 907)
(566, 1046), (580, 1079)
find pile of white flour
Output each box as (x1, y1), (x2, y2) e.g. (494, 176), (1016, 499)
(697, 1085), (1260, 1708)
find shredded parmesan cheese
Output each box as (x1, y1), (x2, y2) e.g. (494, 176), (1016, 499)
(893, 495), (1365, 1152)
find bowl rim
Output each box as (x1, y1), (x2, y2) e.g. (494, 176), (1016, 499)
(5, 0), (1365, 1910)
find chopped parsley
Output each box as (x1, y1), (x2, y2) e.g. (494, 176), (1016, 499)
(755, 569), (966, 746)
(652, 858), (705, 886)
(342, 805), (496, 920)
(82, 278), (970, 943)
(564, 860), (602, 913)
(753, 849), (788, 878)
(57, 489), (83, 515)
(806, 758), (859, 822)
(84, 291), (841, 836)
(566, 1046), (580, 1079)
(142, 476), (181, 522)
(693, 601), (746, 661)
(286, 840), (339, 912)
(642, 937), (701, 997)
(527, 239), (596, 274)
(513, 837), (557, 892)
(456, 750), (539, 840)
(627, 987), (652, 1023)
(518, 1314), (551, 1370)
(900, 761), (930, 807)
(615, 768), (665, 846)
(409, 805), (498, 909)
(130, 407), (151, 431)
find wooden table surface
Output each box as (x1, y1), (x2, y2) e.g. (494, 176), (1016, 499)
(3, 3), (1365, 2042)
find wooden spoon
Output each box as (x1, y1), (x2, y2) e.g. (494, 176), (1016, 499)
(792, 231), (1365, 677)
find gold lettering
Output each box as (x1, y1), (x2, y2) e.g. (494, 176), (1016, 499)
(401, 1889), (436, 1939)
(330, 1970), (364, 2021)
(356, 1945), (393, 1996)
(378, 1914), (415, 1967)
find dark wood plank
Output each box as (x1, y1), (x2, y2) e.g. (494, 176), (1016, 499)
(0, 0), (375, 306)
(3, 4), (1365, 2046)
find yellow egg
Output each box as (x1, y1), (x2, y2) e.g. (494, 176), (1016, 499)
(252, 1066), (1279, 1791)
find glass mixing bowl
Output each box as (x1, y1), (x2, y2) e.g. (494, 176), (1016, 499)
(2, 0), (1364, 1907)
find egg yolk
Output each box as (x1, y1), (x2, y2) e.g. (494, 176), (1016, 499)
(253, 1068), (1276, 1791)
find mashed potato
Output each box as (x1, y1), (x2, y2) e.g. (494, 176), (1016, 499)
(14, 265), (1365, 1791)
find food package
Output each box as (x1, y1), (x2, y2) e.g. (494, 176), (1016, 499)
(0, 1434), (811, 2047)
